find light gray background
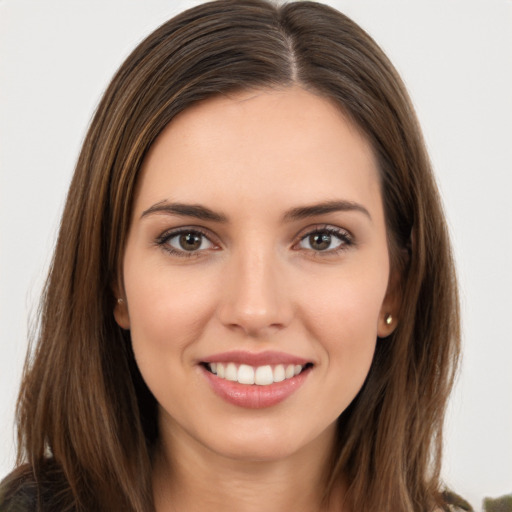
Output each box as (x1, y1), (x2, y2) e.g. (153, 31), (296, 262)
(1, 1), (511, 509)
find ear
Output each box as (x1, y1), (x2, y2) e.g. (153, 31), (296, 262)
(377, 267), (402, 338)
(112, 285), (131, 330)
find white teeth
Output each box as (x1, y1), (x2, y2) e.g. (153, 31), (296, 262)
(238, 364), (255, 384)
(255, 365), (274, 386)
(225, 362), (237, 381)
(207, 362), (306, 385)
(273, 364), (285, 383)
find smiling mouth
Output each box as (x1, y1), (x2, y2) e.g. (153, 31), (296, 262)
(202, 362), (314, 386)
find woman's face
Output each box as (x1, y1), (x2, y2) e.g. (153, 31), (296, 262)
(116, 87), (397, 462)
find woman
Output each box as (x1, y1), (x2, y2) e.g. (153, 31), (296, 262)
(0, 1), (468, 510)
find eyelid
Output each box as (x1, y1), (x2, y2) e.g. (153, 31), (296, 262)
(155, 225), (221, 257)
(293, 223), (353, 240)
(292, 224), (354, 252)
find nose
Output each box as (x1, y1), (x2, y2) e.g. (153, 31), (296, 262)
(216, 247), (293, 338)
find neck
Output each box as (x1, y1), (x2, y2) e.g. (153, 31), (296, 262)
(152, 419), (348, 512)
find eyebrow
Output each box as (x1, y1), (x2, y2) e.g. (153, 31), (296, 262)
(140, 201), (228, 222)
(282, 200), (372, 222)
(140, 199), (371, 223)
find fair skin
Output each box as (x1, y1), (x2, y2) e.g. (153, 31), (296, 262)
(115, 87), (398, 512)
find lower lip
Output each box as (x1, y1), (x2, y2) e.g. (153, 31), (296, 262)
(201, 366), (311, 409)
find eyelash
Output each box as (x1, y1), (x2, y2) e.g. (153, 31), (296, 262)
(155, 227), (217, 258)
(155, 225), (354, 258)
(294, 225), (354, 255)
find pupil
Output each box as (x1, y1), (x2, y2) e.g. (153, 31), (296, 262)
(180, 233), (201, 251)
(311, 233), (331, 251)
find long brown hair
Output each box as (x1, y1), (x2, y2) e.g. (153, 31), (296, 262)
(2, 1), (460, 510)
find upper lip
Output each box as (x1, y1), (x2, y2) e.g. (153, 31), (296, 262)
(201, 350), (311, 366)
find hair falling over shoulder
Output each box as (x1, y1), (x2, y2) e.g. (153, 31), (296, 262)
(1, 1), (461, 511)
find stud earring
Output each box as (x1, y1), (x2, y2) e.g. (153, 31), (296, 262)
(385, 314), (393, 326)
(117, 298), (124, 305)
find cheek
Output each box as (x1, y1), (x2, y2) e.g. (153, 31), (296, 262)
(123, 261), (219, 369)
(301, 263), (387, 338)
(123, 265), (223, 429)
(298, 264), (388, 394)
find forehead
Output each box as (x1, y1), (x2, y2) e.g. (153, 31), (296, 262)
(134, 87), (382, 219)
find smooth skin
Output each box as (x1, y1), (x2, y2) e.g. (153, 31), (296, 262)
(114, 87), (399, 512)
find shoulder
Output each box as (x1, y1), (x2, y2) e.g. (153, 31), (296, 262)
(0, 465), (38, 511)
(442, 490), (474, 511)
(0, 461), (76, 512)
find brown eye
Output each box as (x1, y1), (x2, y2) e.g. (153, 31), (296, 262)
(298, 228), (350, 253)
(179, 232), (202, 251)
(165, 230), (214, 253)
(308, 233), (332, 251)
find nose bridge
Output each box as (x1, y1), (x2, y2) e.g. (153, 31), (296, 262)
(218, 239), (291, 336)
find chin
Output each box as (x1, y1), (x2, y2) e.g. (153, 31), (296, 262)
(198, 418), (335, 465)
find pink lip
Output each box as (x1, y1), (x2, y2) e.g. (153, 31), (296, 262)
(201, 350), (310, 366)
(200, 364), (312, 409)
